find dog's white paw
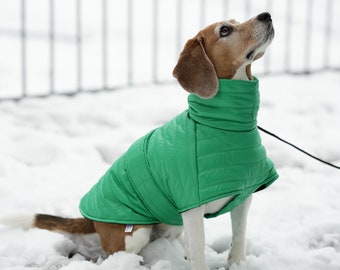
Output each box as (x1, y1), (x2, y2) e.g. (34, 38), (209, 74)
(227, 254), (246, 269)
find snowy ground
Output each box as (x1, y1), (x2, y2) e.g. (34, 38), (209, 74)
(0, 71), (340, 269)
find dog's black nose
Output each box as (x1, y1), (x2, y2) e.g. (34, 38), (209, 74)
(257, 12), (272, 22)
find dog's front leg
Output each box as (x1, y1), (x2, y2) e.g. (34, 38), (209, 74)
(227, 195), (252, 268)
(181, 206), (209, 270)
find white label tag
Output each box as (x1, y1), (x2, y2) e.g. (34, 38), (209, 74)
(125, 224), (134, 233)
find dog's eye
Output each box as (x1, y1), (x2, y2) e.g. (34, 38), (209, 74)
(219, 26), (232, 37)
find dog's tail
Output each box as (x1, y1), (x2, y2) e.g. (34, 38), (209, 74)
(0, 213), (95, 234)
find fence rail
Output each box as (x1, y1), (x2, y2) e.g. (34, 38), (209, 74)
(0, 0), (339, 101)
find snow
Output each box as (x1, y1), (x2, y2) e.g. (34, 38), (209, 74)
(0, 71), (340, 269)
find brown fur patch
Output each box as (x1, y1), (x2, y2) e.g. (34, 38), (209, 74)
(94, 222), (152, 253)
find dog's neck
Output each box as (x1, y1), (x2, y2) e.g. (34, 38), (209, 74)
(230, 64), (253, 81)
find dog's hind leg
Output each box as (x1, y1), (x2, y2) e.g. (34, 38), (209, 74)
(125, 226), (152, 253)
(227, 195), (252, 268)
(93, 222), (152, 254)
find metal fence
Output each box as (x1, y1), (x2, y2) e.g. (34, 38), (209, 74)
(0, 0), (339, 101)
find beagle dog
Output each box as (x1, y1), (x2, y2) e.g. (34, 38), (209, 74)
(2, 12), (275, 270)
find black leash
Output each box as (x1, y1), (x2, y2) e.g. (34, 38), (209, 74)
(258, 126), (340, 170)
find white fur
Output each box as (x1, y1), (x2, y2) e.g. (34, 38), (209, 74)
(181, 205), (207, 270)
(181, 196), (252, 270)
(204, 196), (234, 214)
(228, 195), (252, 267)
(180, 196), (234, 270)
(231, 63), (250, 80)
(0, 213), (35, 230)
(125, 228), (152, 253)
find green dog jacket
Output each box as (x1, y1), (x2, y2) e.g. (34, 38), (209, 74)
(79, 78), (279, 226)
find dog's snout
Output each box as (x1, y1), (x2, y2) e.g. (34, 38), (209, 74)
(256, 12), (272, 22)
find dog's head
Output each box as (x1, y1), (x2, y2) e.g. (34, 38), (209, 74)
(173, 12), (274, 98)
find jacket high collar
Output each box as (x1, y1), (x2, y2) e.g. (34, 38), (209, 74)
(188, 78), (260, 131)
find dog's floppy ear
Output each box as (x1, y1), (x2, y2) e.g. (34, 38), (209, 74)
(172, 36), (218, 99)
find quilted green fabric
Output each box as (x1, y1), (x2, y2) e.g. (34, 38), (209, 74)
(80, 78), (278, 225)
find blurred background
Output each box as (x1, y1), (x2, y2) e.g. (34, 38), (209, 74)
(0, 0), (339, 101)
